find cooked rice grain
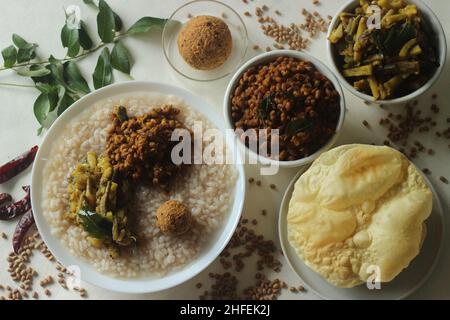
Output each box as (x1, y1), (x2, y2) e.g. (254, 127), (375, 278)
(42, 94), (237, 278)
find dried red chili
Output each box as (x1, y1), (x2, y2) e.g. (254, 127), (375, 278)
(0, 186), (31, 220)
(0, 193), (12, 206)
(12, 210), (35, 254)
(0, 146), (38, 184)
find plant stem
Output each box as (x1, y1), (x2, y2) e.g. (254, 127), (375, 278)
(0, 34), (125, 72)
(0, 82), (36, 88)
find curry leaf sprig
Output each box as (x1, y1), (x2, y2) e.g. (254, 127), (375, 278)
(0, 0), (167, 135)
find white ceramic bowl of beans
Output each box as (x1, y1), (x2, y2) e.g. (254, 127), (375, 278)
(326, 0), (447, 105)
(223, 50), (346, 169)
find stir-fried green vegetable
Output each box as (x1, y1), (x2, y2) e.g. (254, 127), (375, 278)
(330, 0), (439, 100)
(68, 151), (135, 255)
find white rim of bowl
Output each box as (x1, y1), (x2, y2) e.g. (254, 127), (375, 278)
(223, 49), (346, 168)
(162, 0), (249, 82)
(31, 81), (246, 294)
(326, 0), (447, 105)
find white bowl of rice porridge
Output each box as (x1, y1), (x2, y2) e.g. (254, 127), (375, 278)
(31, 81), (245, 293)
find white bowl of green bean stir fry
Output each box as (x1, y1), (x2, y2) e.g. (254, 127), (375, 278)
(327, 0), (446, 105)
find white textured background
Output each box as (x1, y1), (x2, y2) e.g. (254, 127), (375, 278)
(0, 0), (449, 299)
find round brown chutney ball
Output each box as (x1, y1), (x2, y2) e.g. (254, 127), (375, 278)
(156, 200), (193, 236)
(177, 15), (232, 70)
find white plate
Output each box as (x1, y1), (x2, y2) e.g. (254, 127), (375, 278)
(31, 81), (246, 294)
(279, 167), (445, 300)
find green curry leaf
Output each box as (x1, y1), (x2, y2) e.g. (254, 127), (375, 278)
(1, 45), (17, 68)
(126, 17), (167, 35)
(78, 209), (112, 239)
(285, 118), (313, 136)
(93, 47), (113, 89)
(97, 0), (116, 43)
(111, 41), (131, 74)
(64, 61), (91, 94)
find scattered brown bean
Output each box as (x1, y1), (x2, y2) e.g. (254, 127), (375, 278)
(440, 176), (449, 184)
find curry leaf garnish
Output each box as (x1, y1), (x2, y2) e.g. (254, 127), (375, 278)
(79, 23), (93, 50)
(78, 209), (112, 239)
(285, 118), (313, 136)
(61, 24), (81, 58)
(0, 0), (167, 135)
(33, 91), (58, 126)
(1, 45), (17, 68)
(111, 41), (131, 74)
(93, 47), (113, 89)
(383, 22), (416, 55)
(64, 61), (91, 95)
(83, 0), (98, 8)
(258, 94), (275, 121)
(12, 34), (38, 63)
(97, 0), (116, 43)
(16, 66), (51, 77)
(127, 17), (167, 35)
(12, 34), (29, 48)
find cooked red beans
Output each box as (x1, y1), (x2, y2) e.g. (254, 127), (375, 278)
(230, 56), (341, 161)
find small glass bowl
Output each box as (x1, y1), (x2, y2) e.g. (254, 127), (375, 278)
(162, 0), (248, 82)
